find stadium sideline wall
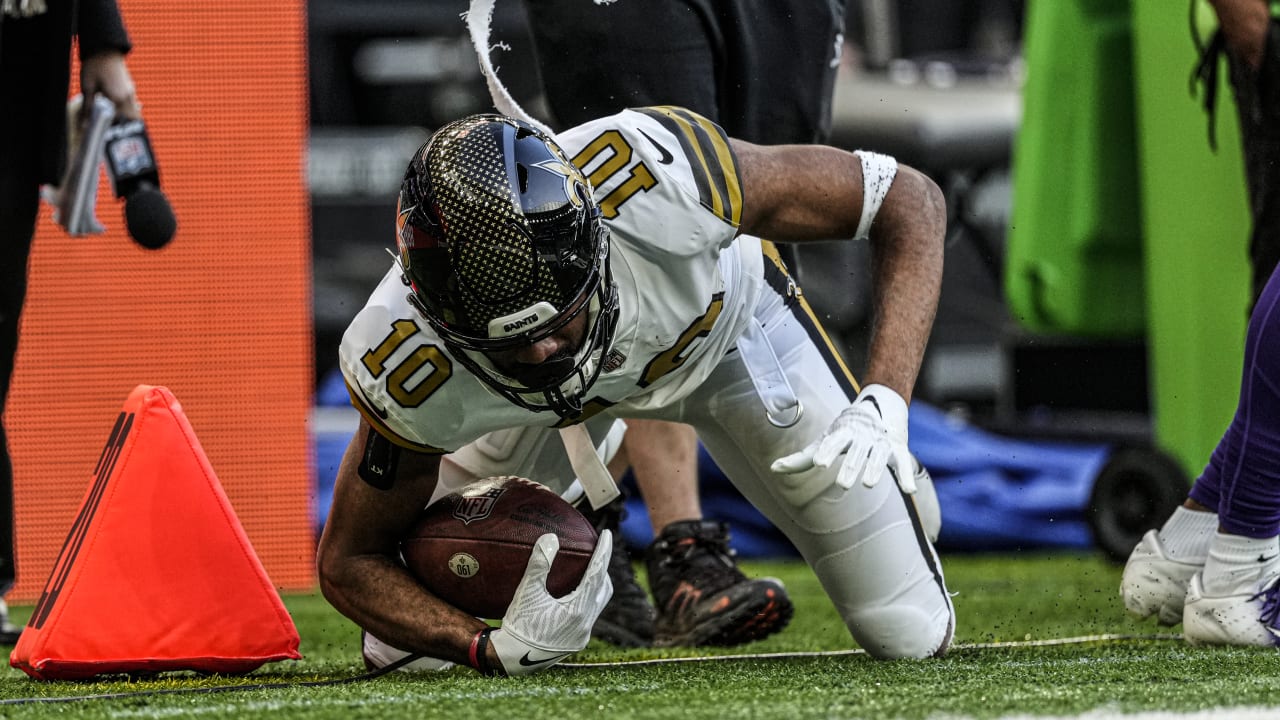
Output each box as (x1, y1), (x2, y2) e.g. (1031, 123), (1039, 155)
(5, 0), (314, 602)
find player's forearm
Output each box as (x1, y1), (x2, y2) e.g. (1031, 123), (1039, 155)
(860, 167), (945, 404)
(732, 140), (944, 400)
(317, 550), (486, 667)
(317, 439), (486, 669)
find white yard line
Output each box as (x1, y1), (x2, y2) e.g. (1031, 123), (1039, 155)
(557, 633), (1184, 667)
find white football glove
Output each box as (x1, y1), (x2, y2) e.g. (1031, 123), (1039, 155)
(489, 530), (614, 676)
(770, 384), (917, 494)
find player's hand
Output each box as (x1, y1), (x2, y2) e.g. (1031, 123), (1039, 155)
(770, 384), (917, 494)
(490, 531), (614, 676)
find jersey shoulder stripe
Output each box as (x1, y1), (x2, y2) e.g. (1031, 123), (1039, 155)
(634, 106), (742, 227)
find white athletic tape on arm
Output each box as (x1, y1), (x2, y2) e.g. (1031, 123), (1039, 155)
(853, 151), (898, 242)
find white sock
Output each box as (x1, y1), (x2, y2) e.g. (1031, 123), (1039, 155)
(1157, 506), (1217, 562)
(1201, 532), (1280, 595)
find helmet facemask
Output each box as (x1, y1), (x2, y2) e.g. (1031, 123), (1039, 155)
(394, 115), (620, 418)
(443, 254), (618, 416)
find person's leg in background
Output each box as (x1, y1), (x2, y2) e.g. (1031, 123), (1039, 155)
(1210, 0), (1280, 310)
(525, 0), (847, 145)
(716, 0), (847, 146)
(522, 0), (799, 647)
(1180, 4), (1280, 644)
(1121, 1), (1280, 642)
(1180, 260), (1280, 645)
(717, 0), (847, 279)
(523, 0), (721, 129)
(0, 58), (43, 644)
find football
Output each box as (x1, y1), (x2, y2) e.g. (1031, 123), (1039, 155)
(401, 476), (598, 619)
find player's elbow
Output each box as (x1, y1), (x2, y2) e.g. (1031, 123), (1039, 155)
(876, 166), (946, 267)
(894, 166), (946, 248)
(315, 536), (353, 608)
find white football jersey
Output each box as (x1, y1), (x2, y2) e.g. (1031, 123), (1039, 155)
(338, 107), (764, 452)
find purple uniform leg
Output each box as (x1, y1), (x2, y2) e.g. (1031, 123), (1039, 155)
(1189, 263), (1280, 537)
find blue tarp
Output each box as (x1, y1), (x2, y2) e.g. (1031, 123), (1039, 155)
(615, 402), (1111, 556)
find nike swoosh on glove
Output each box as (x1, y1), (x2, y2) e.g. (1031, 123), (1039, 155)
(490, 531), (614, 676)
(770, 383), (917, 494)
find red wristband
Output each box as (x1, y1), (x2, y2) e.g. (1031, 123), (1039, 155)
(469, 627), (496, 676)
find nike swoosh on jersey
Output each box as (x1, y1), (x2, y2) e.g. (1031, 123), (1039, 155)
(518, 650), (570, 667)
(635, 106), (742, 225)
(638, 128), (674, 165)
(356, 384), (390, 419)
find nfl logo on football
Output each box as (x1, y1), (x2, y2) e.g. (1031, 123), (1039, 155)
(451, 487), (504, 524)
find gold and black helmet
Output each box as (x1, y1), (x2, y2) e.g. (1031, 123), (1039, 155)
(394, 115), (618, 416)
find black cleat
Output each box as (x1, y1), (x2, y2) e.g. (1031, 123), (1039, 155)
(646, 520), (793, 647)
(577, 494), (656, 647)
(591, 541), (657, 647)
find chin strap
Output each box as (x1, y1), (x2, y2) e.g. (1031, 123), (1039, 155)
(558, 425), (621, 510)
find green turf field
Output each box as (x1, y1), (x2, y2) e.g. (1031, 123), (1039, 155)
(1, 552), (1278, 719)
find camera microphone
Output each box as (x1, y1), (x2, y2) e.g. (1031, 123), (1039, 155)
(103, 118), (177, 249)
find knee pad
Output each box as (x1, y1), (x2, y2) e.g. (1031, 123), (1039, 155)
(847, 601), (954, 659)
(799, 480), (954, 659)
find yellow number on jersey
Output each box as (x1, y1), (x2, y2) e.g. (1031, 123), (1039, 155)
(361, 319), (453, 408)
(571, 130), (658, 220)
(639, 294), (725, 388)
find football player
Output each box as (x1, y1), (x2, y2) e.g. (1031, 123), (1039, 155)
(318, 107), (953, 675)
(1121, 0), (1280, 646)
